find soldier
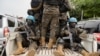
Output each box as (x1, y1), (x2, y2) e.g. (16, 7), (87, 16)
(13, 15), (38, 56)
(54, 17), (90, 56)
(56, 0), (71, 46)
(28, 0), (43, 40)
(40, 0), (72, 48)
(40, 0), (61, 48)
(27, 9), (43, 44)
(59, 0), (71, 35)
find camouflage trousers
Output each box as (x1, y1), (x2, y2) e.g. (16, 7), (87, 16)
(41, 4), (60, 39)
(34, 12), (42, 39)
(15, 32), (38, 50)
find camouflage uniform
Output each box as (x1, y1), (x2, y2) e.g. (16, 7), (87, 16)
(59, 13), (68, 37)
(13, 24), (38, 56)
(28, 0), (43, 39)
(41, 3), (60, 38)
(54, 26), (88, 56)
(58, 27), (87, 48)
(58, 0), (71, 40)
(34, 12), (42, 39)
(27, 9), (41, 39)
(41, 0), (60, 48)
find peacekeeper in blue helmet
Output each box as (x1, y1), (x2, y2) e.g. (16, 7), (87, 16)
(53, 17), (93, 56)
(13, 15), (39, 56)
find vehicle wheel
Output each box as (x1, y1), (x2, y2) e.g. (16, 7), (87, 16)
(97, 44), (100, 50)
(2, 50), (6, 56)
(1, 47), (6, 56)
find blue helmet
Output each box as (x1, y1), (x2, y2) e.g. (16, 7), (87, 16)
(26, 15), (35, 23)
(68, 17), (77, 23)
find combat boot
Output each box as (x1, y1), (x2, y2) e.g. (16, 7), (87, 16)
(53, 37), (56, 44)
(47, 38), (54, 49)
(80, 50), (89, 56)
(89, 52), (100, 56)
(54, 44), (64, 56)
(13, 42), (25, 55)
(40, 37), (46, 47)
(27, 49), (35, 56)
(27, 41), (37, 56)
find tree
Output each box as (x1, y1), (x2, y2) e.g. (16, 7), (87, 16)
(70, 0), (100, 20)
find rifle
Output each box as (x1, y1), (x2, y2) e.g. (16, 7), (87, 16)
(62, 33), (74, 50)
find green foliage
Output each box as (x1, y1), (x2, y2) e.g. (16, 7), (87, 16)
(70, 0), (100, 20)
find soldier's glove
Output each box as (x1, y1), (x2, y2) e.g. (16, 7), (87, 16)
(61, 30), (70, 36)
(64, 30), (70, 36)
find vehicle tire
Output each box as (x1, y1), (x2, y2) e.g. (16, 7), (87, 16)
(1, 47), (6, 56)
(97, 44), (100, 50)
(2, 50), (6, 56)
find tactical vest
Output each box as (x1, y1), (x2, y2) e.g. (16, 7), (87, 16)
(44, 0), (70, 13)
(69, 27), (81, 43)
(44, 0), (60, 6)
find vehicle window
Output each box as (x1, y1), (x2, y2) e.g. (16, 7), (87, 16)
(84, 21), (100, 33)
(84, 21), (99, 28)
(0, 15), (2, 28)
(8, 19), (15, 27)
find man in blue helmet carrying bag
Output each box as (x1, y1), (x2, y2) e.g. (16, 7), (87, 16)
(13, 15), (38, 56)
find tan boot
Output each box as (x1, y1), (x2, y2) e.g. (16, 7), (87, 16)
(47, 38), (54, 49)
(89, 52), (100, 56)
(27, 41), (37, 56)
(40, 37), (45, 46)
(54, 45), (64, 56)
(80, 50), (89, 56)
(53, 38), (56, 44)
(27, 49), (35, 56)
(13, 42), (25, 55)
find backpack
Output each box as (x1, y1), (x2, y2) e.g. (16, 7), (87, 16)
(59, 0), (71, 13)
(31, 0), (43, 11)
(44, 0), (60, 6)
